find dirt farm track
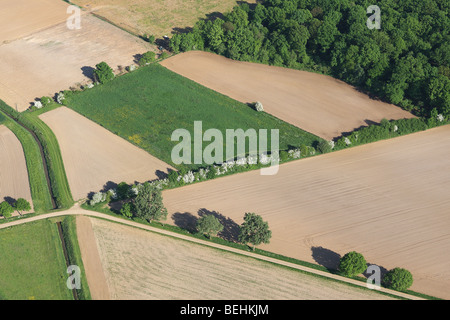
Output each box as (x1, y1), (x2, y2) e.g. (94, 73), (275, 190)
(163, 125), (450, 299)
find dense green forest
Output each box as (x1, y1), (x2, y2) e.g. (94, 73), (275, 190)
(169, 0), (449, 118)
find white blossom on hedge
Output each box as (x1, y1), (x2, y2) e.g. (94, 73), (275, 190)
(328, 140), (335, 149)
(259, 153), (270, 164)
(86, 83), (94, 89)
(247, 154), (258, 165)
(393, 125), (398, 132)
(288, 149), (301, 159)
(182, 171), (195, 184)
(90, 191), (106, 205)
(34, 101), (43, 109)
(56, 92), (65, 104)
(108, 188), (118, 200)
(198, 168), (208, 180)
(344, 137), (351, 145)
(236, 157), (247, 166)
(255, 101), (264, 112)
(437, 114), (444, 122)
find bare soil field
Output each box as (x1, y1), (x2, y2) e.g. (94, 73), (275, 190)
(0, 0), (69, 44)
(72, 0), (257, 38)
(85, 216), (394, 300)
(162, 125), (450, 299)
(39, 107), (174, 201)
(0, 125), (33, 214)
(0, 13), (151, 111)
(161, 51), (416, 140)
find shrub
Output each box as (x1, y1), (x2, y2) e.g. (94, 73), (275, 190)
(0, 201), (14, 219)
(160, 52), (169, 59)
(139, 51), (156, 66)
(94, 61), (114, 84)
(317, 140), (332, 154)
(120, 202), (134, 218)
(383, 268), (413, 291)
(254, 101), (264, 112)
(40, 96), (53, 107)
(338, 251), (367, 277)
(90, 192), (106, 205)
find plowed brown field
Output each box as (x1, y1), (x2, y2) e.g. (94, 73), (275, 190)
(163, 125), (450, 299)
(0, 125), (33, 214)
(39, 107), (174, 201)
(0, 13), (151, 111)
(161, 51), (416, 140)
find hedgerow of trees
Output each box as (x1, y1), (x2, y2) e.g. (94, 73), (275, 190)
(170, 0), (449, 119)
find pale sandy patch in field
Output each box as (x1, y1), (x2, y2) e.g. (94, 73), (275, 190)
(160, 51), (416, 140)
(87, 216), (394, 300)
(39, 107), (174, 201)
(0, 125), (33, 214)
(72, 0), (257, 38)
(0, 0), (69, 44)
(163, 125), (450, 299)
(0, 14), (151, 111)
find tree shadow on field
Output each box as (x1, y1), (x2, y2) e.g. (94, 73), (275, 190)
(81, 66), (95, 80)
(198, 208), (240, 242)
(3, 196), (16, 206)
(133, 53), (143, 64)
(311, 246), (341, 273)
(155, 169), (169, 180)
(101, 181), (118, 193)
(338, 119), (380, 138)
(172, 212), (198, 233)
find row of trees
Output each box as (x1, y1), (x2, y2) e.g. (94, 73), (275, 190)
(339, 251), (414, 291)
(0, 198), (31, 219)
(90, 181), (272, 251)
(90, 183), (416, 292)
(169, 0), (449, 118)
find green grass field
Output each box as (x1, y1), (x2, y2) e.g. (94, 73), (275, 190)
(18, 113), (74, 209)
(64, 63), (322, 170)
(0, 219), (73, 300)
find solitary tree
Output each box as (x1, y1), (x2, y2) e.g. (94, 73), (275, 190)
(338, 251), (367, 277)
(14, 198), (31, 216)
(134, 182), (167, 223)
(94, 61), (114, 84)
(197, 215), (223, 239)
(0, 201), (14, 219)
(383, 267), (413, 291)
(238, 212), (272, 251)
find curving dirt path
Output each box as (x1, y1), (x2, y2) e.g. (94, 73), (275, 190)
(0, 203), (423, 300)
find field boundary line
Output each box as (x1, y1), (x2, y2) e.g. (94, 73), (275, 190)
(0, 204), (425, 300)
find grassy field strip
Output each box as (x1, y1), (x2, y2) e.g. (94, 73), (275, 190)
(0, 205), (424, 300)
(0, 219), (73, 300)
(65, 63), (322, 171)
(1, 112), (53, 213)
(18, 112), (74, 209)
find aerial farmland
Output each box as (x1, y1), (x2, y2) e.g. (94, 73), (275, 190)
(0, 0), (448, 306)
